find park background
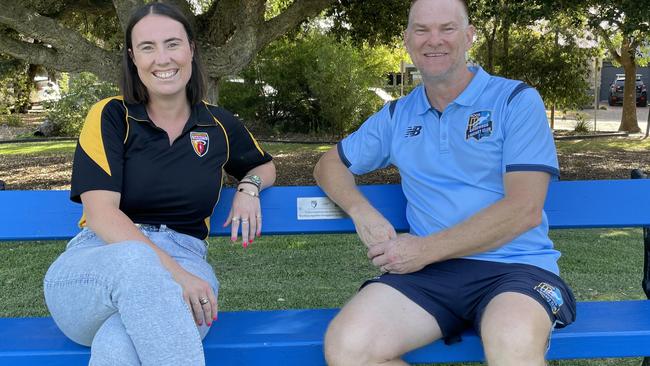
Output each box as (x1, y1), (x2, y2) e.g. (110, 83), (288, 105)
(2, 0), (650, 365)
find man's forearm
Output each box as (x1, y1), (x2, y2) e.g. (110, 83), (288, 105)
(313, 149), (373, 219)
(421, 171), (549, 263)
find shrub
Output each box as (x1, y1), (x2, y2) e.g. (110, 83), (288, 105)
(45, 72), (118, 137)
(574, 112), (591, 133)
(0, 114), (23, 127)
(220, 32), (396, 137)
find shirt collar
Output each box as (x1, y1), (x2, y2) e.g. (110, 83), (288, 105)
(414, 65), (490, 115)
(125, 100), (217, 129)
(454, 65), (490, 107)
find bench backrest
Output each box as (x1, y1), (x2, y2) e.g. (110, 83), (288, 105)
(1, 179), (650, 241)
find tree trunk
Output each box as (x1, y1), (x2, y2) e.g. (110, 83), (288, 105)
(486, 21), (497, 74)
(206, 77), (220, 105)
(550, 104), (555, 130)
(500, 17), (511, 77)
(618, 41), (641, 133)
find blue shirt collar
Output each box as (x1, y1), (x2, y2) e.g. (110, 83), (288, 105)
(414, 65), (490, 115)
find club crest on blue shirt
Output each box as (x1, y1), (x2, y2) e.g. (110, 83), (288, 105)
(465, 111), (493, 141)
(190, 132), (209, 157)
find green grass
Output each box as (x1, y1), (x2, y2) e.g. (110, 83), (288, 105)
(0, 229), (646, 364)
(3, 136), (648, 159)
(0, 141), (77, 155)
(555, 136), (650, 154)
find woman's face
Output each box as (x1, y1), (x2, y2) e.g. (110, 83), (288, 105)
(130, 14), (193, 101)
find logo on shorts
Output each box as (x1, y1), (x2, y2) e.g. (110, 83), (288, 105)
(534, 282), (564, 315)
(405, 125), (422, 137)
(465, 111), (492, 141)
(190, 132), (209, 157)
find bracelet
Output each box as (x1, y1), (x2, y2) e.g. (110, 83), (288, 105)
(240, 175), (262, 190)
(237, 187), (259, 197)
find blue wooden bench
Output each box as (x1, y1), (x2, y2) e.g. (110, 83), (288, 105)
(2, 179), (650, 365)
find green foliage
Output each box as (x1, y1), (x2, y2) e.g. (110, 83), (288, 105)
(45, 73), (118, 137)
(0, 114), (23, 127)
(328, 0), (410, 46)
(573, 113), (591, 133)
(220, 32), (395, 136)
(0, 56), (32, 115)
(472, 24), (593, 111)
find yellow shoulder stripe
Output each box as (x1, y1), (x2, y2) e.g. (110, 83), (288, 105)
(78, 97), (121, 177)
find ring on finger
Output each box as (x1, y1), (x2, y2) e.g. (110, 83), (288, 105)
(199, 297), (209, 305)
(241, 218), (249, 224)
(232, 217), (240, 221)
(256, 214), (262, 219)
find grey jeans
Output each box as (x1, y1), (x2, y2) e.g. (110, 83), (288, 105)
(43, 225), (219, 366)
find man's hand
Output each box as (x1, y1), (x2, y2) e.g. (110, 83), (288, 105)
(367, 233), (428, 274)
(350, 207), (397, 248)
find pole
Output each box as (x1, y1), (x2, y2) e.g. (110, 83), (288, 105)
(400, 60), (405, 97)
(594, 57), (600, 132)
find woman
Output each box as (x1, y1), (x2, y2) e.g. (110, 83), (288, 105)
(43, 3), (275, 365)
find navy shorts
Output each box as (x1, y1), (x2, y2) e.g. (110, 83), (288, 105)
(362, 258), (576, 341)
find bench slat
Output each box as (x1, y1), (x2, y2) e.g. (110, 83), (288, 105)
(3, 180), (650, 364)
(2, 179), (650, 241)
(1, 301), (649, 365)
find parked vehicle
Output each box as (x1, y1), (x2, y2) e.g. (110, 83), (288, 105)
(608, 74), (647, 107)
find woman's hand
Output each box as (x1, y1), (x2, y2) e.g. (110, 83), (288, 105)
(223, 184), (262, 247)
(172, 268), (218, 326)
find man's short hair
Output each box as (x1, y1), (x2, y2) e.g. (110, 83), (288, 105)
(120, 2), (207, 105)
(409, 0), (470, 27)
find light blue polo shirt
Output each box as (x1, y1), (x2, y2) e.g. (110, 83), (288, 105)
(338, 66), (561, 274)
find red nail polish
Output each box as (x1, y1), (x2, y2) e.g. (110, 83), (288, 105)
(207, 322), (212, 327)
(243, 242), (247, 248)
(213, 315), (217, 321)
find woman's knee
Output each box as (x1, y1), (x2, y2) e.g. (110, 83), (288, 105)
(90, 314), (140, 366)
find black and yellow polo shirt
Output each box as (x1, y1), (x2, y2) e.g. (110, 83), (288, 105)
(70, 96), (272, 239)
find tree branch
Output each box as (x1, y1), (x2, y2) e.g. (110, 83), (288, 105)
(0, 35), (120, 83)
(595, 26), (621, 65)
(258, 0), (335, 48)
(0, 1), (121, 83)
(112, 0), (146, 31)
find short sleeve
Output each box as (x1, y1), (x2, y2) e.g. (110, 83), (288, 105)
(502, 88), (559, 179)
(70, 98), (127, 203)
(338, 103), (394, 175)
(221, 109), (272, 180)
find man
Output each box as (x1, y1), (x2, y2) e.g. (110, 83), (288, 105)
(313, 0), (576, 365)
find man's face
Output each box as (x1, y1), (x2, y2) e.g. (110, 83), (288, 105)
(404, 0), (475, 83)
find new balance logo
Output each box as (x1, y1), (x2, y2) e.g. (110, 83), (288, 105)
(405, 126), (422, 137)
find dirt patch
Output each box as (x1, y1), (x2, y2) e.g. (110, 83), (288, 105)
(2, 141), (649, 191)
(1, 113), (649, 189)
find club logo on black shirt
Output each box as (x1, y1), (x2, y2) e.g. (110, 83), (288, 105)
(190, 132), (209, 157)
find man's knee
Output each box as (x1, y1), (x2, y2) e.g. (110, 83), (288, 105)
(324, 313), (397, 366)
(480, 293), (551, 365)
